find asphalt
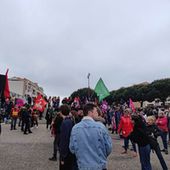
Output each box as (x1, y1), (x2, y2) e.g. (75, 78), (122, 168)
(0, 122), (170, 170)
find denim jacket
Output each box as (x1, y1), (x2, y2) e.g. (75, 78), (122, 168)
(69, 117), (112, 170)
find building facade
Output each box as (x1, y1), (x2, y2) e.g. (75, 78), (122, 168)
(8, 77), (46, 99)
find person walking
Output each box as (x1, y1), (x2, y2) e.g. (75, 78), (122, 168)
(69, 103), (112, 170)
(118, 108), (137, 156)
(156, 111), (168, 154)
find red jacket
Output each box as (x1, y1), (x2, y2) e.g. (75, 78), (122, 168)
(118, 115), (133, 137)
(156, 117), (168, 132)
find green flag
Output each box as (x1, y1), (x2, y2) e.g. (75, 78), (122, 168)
(94, 78), (110, 102)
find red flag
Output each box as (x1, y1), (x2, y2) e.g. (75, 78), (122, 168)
(129, 98), (136, 113)
(33, 94), (47, 112)
(4, 69), (10, 98)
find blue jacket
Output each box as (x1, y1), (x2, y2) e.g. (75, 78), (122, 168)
(69, 117), (112, 170)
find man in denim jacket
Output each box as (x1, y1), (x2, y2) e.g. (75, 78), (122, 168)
(69, 103), (112, 170)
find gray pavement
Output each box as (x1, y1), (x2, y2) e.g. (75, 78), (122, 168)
(0, 123), (170, 170)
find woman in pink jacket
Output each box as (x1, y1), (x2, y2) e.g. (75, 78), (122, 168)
(156, 111), (168, 154)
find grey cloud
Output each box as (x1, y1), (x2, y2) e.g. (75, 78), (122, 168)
(0, 0), (170, 97)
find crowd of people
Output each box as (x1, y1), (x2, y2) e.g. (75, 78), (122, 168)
(46, 96), (170, 170)
(0, 95), (170, 170)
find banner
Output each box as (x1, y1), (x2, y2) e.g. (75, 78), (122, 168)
(94, 78), (110, 102)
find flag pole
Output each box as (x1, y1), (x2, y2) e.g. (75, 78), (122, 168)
(87, 73), (90, 100)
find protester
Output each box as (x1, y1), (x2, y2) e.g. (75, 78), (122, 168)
(167, 109), (170, 145)
(10, 106), (19, 130)
(21, 105), (32, 135)
(146, 116), (168, 170)
(111, 111), (116, 134)
(94, 106), (106, 124)
(69, 103), (112, 170)
(31, 109), (38, 128)
(115, 107), (122, 134)
(45, 105), (53, 129)
(59, 104), (77, 170)
(49, 111), (63, 161)
(118, 108), (137, 156)
(130, 115), (152, 170)
(156, 111), (168, 154)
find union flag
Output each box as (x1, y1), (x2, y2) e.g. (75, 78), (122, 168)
(33, 94), (47, 112)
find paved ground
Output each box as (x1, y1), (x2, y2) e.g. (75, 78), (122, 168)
(0, 122), (170, 170)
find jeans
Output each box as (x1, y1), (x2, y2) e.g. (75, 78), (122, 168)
(154, 145), (168, 170)
(124, 136), (137, 152)
(160, 131), (168, 150)
(11, 117), (17, 130)
(138, 144), (152, 170)
(53, 135), (59, 158)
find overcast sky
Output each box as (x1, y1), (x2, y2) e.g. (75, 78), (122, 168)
(0, 0), (170, 97)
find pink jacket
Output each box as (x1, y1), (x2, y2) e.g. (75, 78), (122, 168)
(156, 117), (168, 132)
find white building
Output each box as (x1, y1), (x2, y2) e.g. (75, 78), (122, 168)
(8, 77), (46, 98)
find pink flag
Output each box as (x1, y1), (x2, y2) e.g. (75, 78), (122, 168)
(16, 98), (25, 107)
(129, 98), (136, 113)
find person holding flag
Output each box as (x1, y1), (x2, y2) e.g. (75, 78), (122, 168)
(33, 93), (47, 120)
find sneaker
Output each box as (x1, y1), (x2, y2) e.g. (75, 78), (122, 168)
(49, 157), (57, 161)
(161, 149), (165, 152)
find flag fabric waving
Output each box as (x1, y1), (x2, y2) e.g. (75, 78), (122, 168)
(129, 98), (136, 113)
(0, 69), (10, 99)
(33, 94), (47, 112)
(94, 78), (110, 102)
(4, 69), (10, 98)
(16, 98), (26, 107)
